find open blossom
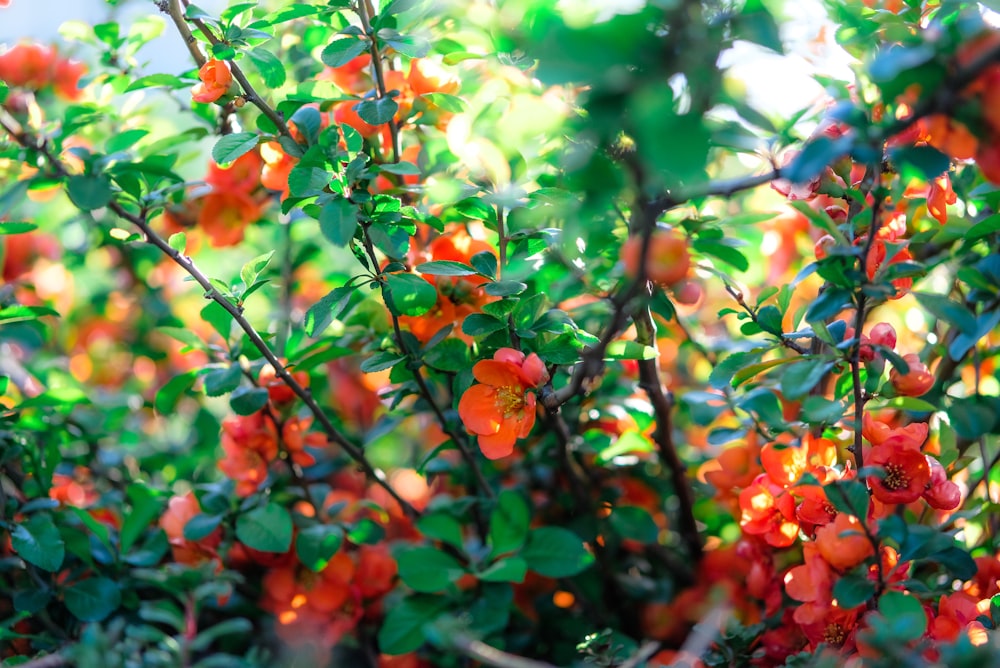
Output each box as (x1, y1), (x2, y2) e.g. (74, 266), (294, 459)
(869, 440), (930, 505)
(458, 348), (549, 459)
(192, 59), (233, 103)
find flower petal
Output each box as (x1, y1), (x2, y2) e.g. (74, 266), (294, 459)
(458, 384), (502, 435)
(472, 359), (524, 388)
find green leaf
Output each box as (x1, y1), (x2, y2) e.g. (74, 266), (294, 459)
(693, 239), (749, 272)
(378, 30), (430, 58)
(189, 618), (254, 653)
(168, 232), (187, 253)
(608, 506), (659, 544)
(319, 198), (359, 247)
(203, 365), (243, 397)
(0, 305), (60, 324)
(10, 513), (65, 572)
(756, 305), (784, 335)
(416, 513), (466, 550)
(321, 38), (369, 68)
(155, 370), (199, 414)
(382, 0), (423, 16)
(470, 251), (497, 280)
(604, 340), (657, 361)
(396, 546), (466, 593)
(304, 285), (355, 336)
(597, 430), (653, 463)
(296, 524), (344, 572)
(240, 251), (275, 288)
(288, 166), (330, 196)
(489, 489), (530, 557)
(869, 44), (935, 83)
(422, 92), (468, 112)
(889, 145), (950, 181)
(478, 556), (527, 583)
(913, 292), (977, 336)
(735, 0), (783, 53)
(522, 527), (594, 578)
(378, 595), (448, 655)
(780, 357), (835, 400)
(415, 260), (478, 276)
(827, 479), (870, 518)
(483, 280), (527, 297)
(211, 43), (236, 60)
(357, 96), (399, 125)
(360, 351), (406, 373)
(379, 161), (420, 176)
(0, 221), (39, 235)
(732, 358), (794, 388)
(121, 484), (162, 554)
(200, 301), (232, 340)
(236, 503), (293, 553)
(230, 386), (269, 416)
(461, 313), (506, 337)
(124, 73), (187, 92)
(64, 577), (121, 622)
(183, 514), (223, 541)
(805, 287), (851, 322)
(212, 133), (259, 165)
(948, 396), (999, 441)
(247, 47), (286, 88)
(877, 591), (927, 642)
(384, 273), (437, 316)
(832, 574), (875, 609)
(67, 174), (114, 210)
(782, 135), (852, 184)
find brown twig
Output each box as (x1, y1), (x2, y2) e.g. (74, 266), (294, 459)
(357, 0), (402, 162)
(633, 307), (702, 562)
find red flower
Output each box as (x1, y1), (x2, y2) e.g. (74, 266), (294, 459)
(923, 456), (961, 510)
(457, 348), (549, 459)
(192, 59), (233, 103)
(869, 442), (930, 505)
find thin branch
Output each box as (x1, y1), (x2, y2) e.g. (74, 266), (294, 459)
(446, 634), (557, 668)
(163, 0), (205, 67)
(0, 109), (418, 520)
(357, 0), (402, 162)
(11, 653), (69, 668)
(357, 224), (496, 507)
(724, 283), (810, 355)
(633, 307), (702, 562)
(848, 161), (883, 471)
(164, 0), (292, 138)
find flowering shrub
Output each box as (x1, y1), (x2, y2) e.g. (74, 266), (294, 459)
(2, 1), (1000, 667)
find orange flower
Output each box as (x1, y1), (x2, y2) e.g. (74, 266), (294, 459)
(197, 189), (260, 247)
(160, 492), (221, 565)
(889, 353), (933, 397)
(407, 58), (460, 96)
(206, 149), (263, 194)
(260, 141), (297, 196)
(457, 348), (549, 459)
(0, 43), (85, 100)
(815, 513), (874, 572)
(192, 59), (233, 103)
(739, 473), (800, 547)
